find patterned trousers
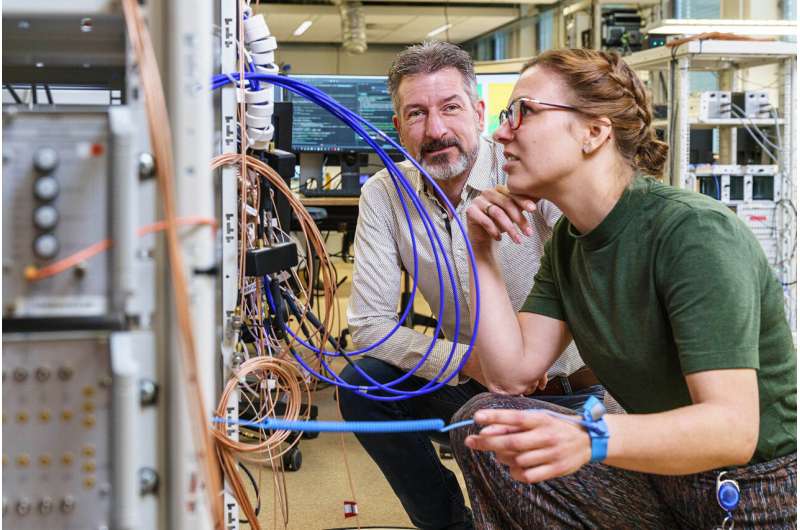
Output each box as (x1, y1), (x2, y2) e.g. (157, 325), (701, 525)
(450, 393), (797, 530)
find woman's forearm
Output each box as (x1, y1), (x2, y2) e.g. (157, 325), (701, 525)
(469, 249), (527, 392)
(605, 370), (759, 474)
(605, 401), (759, 474)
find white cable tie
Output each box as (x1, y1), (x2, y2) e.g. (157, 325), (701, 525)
(242, 282), (257, 297)
(225, 72), (251, 103)
(254, 63), (279, 75)
(224, 72), (240, 87)
(244, 15), (270, 43)
(244, 204), (258, 217)
(249, 139), (271, 151)
(242, 47), (255, 67)
(249, 38), (276, 54)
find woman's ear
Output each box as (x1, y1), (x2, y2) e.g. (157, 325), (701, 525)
(582, 117), (612, 155)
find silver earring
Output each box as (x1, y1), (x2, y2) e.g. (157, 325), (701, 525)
(582, 144), (591, 154)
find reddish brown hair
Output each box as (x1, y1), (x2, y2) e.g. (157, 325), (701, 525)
(522, 49), (668, 177)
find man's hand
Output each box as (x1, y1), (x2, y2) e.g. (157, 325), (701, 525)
(465, 408), (591, 483)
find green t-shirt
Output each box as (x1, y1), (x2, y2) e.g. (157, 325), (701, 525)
(522, 177), (796, 463)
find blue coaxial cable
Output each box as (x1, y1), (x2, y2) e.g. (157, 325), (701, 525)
(212, 72), (482, 400)
(213, 416), (475, 434)
(215, 72), (470, 397)
(215, 72), (468, 396)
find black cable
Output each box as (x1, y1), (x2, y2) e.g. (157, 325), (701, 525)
(658, 71), (668, 102)
(44, 83), (53, 105)
(279, 284), (358, 371)
(4, 84), (22, 104)
(668, 45), (678, 175)
(238, 462), (261, 524)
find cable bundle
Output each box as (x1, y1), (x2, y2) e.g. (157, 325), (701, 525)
(212, 71), (482, 401)
(212, 355), (310, 529)
(209, 68), (483, 527)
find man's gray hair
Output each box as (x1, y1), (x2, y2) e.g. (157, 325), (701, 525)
(387, 41), (478, 114)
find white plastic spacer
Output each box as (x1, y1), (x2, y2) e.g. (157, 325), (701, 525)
(247, 124), (275, 142)
(250, 51), (276, 66)
(249, 37), (277, 54)
(245, 113), (271, 129)
(247, 101), (275, 117)
(243, 86), (274, 104)
(244, 15), (270, 43)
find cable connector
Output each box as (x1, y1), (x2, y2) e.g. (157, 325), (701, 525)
(244, 241), (298, 277)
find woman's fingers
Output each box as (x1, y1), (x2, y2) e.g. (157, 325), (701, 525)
(484, 187), (535, 239)
(466, 202), (502, 241)
(477, 423), (525, 436)
(467, 186), (538, 245)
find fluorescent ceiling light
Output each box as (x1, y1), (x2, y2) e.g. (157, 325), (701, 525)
(293, 19), (313, 36)
(646, 19), (797, 36)
(427, 23), (452, 38)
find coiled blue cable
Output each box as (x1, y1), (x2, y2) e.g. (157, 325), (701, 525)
(213, 72), (482, 400)
(215, 73), (467, 398)
(211, 408), (598, 435)
(213, 416), (475, 434)
(217, 73), (471, 399)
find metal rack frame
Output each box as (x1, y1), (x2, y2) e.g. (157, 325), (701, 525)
(625, 39), (797, 328)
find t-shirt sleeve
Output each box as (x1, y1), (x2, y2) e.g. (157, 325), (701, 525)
(520, 231), (566, 321)
(656, 209), (762, 375)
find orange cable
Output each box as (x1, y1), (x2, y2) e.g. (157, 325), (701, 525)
(25, 216), (217, 282)
(121, 1), (224, 526)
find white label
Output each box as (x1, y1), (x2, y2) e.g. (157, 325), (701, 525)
(16, 295), (108, 316)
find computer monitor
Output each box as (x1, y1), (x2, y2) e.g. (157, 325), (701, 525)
(285, 75), (399, 153)
(288, 72), (521, 196)
(286, 73), (520, 153)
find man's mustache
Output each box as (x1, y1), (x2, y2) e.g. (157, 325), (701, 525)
(420, 137), (462, 156)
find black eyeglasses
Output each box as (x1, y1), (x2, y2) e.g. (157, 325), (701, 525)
(498, 97), (580, 130)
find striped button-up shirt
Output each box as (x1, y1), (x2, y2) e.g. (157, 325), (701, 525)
(347, 135), (584, 385)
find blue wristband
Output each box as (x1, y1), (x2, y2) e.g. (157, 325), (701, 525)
(581, 396), (609, 463)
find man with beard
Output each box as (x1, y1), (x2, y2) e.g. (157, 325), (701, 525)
(339, 41), (602, 530)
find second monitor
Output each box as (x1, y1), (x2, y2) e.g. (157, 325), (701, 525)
(286, 75), (400, 153)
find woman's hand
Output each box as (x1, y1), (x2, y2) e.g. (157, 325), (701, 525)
(464, 408), (591, 484)
(466, 185), (538, 247)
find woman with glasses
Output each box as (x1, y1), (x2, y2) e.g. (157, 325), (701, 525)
(449, 48), (796, 528)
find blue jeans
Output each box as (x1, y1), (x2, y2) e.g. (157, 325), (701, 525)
(338, 356), (605, 530)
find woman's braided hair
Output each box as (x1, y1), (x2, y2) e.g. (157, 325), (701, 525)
(522, 49), (668, 177)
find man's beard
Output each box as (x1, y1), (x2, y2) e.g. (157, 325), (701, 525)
(419, 136), (479, 181)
